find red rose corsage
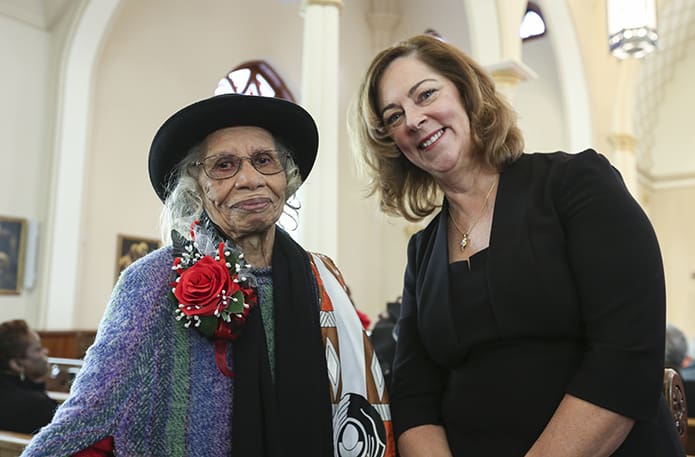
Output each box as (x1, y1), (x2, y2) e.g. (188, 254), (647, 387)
(169, 222), (257, 377)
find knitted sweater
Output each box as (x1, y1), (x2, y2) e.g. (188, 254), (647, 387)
(21, 245), (395, 457)
(21, 246), (235, 456)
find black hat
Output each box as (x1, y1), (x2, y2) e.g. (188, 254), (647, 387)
(148, 94), (319, 201)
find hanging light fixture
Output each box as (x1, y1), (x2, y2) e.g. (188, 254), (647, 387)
(607, 0), (658, 59)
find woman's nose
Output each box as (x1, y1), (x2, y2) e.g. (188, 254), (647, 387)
(405, 107), (426, 132)
(234, 160), (264, 188)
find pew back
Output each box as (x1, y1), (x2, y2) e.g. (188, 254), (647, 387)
(0, 430), (31, 457)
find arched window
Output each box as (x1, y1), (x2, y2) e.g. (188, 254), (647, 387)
(520, 2), (546, 40)
(215, 60), (295, 101)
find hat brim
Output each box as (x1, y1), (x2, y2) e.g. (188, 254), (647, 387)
(148, 94), (319, 201)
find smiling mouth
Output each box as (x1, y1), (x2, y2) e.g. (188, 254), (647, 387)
(418, 129), (444, 149)
(232, 198), (272, 211)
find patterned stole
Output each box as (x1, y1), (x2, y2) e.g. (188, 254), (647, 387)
(308, 252), (396, 457)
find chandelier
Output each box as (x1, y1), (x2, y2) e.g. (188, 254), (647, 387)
(607, 0), (658, 59)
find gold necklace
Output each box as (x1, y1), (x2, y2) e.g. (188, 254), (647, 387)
(448, 179), (497, 252)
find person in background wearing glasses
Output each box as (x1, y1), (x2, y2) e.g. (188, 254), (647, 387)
(21, 94), (395, 457)
(0, 319), (56, 434)
(350, 34), (682, 457)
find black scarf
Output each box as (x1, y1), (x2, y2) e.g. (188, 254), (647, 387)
(230, 226), (334, 456)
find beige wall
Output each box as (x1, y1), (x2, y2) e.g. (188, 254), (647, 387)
(0, 14), (50, 323)
(517, 34), (568, 153)
(645, 36), (695, 335)
(392, 0), (471, 50)
(648, 37), (695, 177)
(649, 186), (695, 330)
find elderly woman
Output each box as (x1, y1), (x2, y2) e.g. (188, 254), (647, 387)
(0, 319), (56, 434)
(21, 94), (394, 457)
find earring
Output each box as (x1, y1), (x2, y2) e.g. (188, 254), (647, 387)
(19, 369), (25, 381)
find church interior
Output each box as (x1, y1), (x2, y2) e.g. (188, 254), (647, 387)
(1, 0), (695, 450)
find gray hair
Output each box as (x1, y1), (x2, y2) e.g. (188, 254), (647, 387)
(665, 323), (689, 370)
(159, 136), (302, 244)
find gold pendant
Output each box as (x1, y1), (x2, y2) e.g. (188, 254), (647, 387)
(460, 233), (469, 251)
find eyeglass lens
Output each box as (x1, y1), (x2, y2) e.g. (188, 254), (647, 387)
(201, 150), (284, 179)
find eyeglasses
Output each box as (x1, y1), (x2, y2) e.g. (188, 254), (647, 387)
(193, 149), (286, 180)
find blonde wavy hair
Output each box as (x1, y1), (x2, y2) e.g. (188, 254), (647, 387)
(350, 34), (524, 222)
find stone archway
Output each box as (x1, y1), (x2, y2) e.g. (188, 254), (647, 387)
(41, 0), (123, 329)
(535, 0), (593, 151)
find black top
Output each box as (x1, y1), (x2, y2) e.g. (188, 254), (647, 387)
(444, 250), (586, 453)
(391, 150), (684, 456)
(0, 373), (57, 434)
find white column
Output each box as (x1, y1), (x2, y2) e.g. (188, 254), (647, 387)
(495, 0), (526, 62)
(463, 0), (502, 64)
(41, 0), (121, 329)
(609, 58), (641, 201)
(609, 133), (640, 199)
(298, 0), (342, 259)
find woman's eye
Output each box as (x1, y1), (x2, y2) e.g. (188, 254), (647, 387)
(419, 88), (436, 102)
(254, 155), (271, 166)
(253, 152), (278, 168)
(384, 112), (402, 126)
(213, 157), (236, 170)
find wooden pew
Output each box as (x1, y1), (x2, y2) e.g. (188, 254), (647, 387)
(0, 430), (31, 457)
(664, 368), (688, 450)
(687, 418), (695, 456)
(46, 357), (84, 393)
(38, 330), (96, 359)
(47, 390), (70, 403)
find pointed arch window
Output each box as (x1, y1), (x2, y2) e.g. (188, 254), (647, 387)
(215, 60), (295, 101)
(520, 2), (546, 40)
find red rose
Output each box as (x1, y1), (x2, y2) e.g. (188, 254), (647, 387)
(174, 256), (239, 317)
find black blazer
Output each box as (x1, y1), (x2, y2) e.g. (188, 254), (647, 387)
(391, 150), (680, 455)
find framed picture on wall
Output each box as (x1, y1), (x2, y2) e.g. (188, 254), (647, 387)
(0, 216), (28, 294)
(115, 234), (161, 281)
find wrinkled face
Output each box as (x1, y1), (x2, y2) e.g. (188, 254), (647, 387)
(378, 56), (474, 177)
(196, 126), (287, 240)
(17, 331), (50, 382)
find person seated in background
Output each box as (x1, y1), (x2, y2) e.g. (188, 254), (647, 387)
(665, 322), (695, 418)
(679, 336), (695, 382)
(665, 323), (691, 373)
(0, 319), (57, 434)
(369, 298), (402, 392)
